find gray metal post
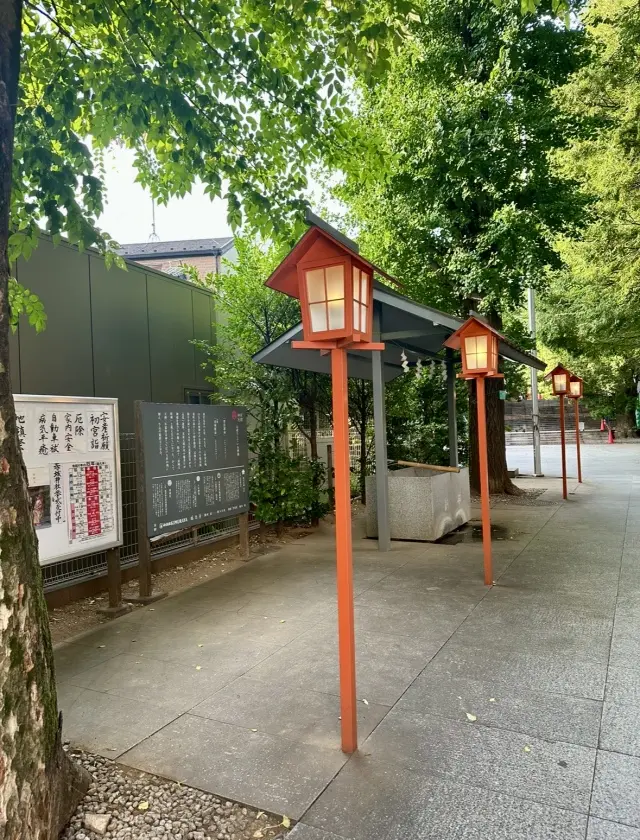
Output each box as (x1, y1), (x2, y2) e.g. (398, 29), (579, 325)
(445, 348), (459, 468)
(372, 304), (390, 551)
(527, 287), (543, 476)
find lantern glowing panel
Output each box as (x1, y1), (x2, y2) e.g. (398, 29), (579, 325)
(553, 372), (568, 395)
(352, 267), (370, 335)
(569, 378), (583, 398)
(305, 264), (345, 334)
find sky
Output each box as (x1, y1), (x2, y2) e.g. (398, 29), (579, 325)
(97, 146), (232, 246)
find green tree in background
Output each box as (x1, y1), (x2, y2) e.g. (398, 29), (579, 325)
(336, 0), (587, 492)
(538, 0), (640, 433)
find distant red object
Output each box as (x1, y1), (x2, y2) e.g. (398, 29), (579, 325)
(600, 418), (606, 432)
(608, 427), (615, 444)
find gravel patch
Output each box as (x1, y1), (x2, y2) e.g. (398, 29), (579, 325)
(61, 750), (290, 840)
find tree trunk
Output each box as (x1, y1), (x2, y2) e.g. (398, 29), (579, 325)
(468, 377), (521, 495)
(0, 3), (89, 836)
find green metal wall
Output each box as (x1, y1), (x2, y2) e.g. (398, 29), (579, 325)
(12, 237), (216, 432)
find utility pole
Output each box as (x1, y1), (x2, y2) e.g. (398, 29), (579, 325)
(528, 287), (543, 476)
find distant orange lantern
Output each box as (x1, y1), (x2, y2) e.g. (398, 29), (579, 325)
(444, 316), (504, 588)
(568, 375), (584, 399)
(568, 375), (584, 484)
(547, 364), (572, 397)
(544, 365), (575, 498)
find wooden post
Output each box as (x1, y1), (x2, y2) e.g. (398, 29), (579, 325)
(326, 443), (335, 509)
(476, 376), (493, 587)
(238, 511), (250, 560)
(559, 394), (568, 500)
(124, 401), (166, 605)
(574, 399), (582, 484)
(331, 348), (358, 754)
(97, 547), (132, 617)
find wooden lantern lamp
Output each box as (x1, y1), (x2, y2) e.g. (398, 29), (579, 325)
(568, 374), (584, 484)
(266, 222), (385, 754)
(544, 364), (573, 499)
(444, 316), (503, 587)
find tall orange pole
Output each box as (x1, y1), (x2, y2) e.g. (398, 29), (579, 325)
(475, 376), (493, 586)
(330, 347), (357, 754)
(559, 394), (567, 499)
(574, 398), (582, 483)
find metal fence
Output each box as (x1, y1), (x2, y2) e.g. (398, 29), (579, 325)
(42, 433), (254, 592)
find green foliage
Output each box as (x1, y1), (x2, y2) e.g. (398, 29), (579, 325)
(385, 362), (469, 466)
(13, 0), (416, 262)
(194, 234), (329, 522)
(7, 279), (46, 333)
(538, 0), (640, 426)
(248, 400), (328, 525)
(336, 0), (587, 321)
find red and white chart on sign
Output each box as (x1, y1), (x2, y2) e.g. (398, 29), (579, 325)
(68, 461), (115, 544)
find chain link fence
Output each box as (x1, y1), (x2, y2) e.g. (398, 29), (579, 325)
(42, 433), (254, 592)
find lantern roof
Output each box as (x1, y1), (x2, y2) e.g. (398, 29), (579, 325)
(544, 364), (573, 381)
(442, 315), (505, 352)
(265, 210), (399, 299)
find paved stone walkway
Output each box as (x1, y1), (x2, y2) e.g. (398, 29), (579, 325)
(55, 445), (640, 839)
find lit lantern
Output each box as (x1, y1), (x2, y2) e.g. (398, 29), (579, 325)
(445, 316), (500, 379)
(569, 375), (583, 399)
(546, 365), (572, 396)
(298, 259), (372, 343)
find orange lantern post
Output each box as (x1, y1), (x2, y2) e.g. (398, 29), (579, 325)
(444, 317), (502, 587)
(545, 365), (572, 500)
(568, 375), (584, 484)
(265, 222), (384, 754)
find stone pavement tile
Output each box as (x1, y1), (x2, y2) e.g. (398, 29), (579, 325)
(140, 586), (253, 615)
(244, 627), (441, 706)
(120, 713), (346, 819)
(592, 751), (640, 828)
(289, 825), (348, 840)
(588, 819), (640, 840)
(54, 640), (125, 681)
(122, 623), (287, 667)
(420, 640), (607, 700)
(350, 601), (463, 643)
(60, 687), (181, 758)
(601, 666), (640, 756)
(400, 673), (602, 747)
(65, 652), (247, 710)
(191, 675), (388, 748)
(485, 585), (617, 617)
(237, 592), (336, 622)
(609, 623), (640, 671)
(451, 604), (613, 663)
(363, 706), (595, 812)
(354, 578), (484, 615)
(304, 754), (588, 840)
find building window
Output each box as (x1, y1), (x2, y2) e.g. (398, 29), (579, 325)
(184, 389), (214, 405)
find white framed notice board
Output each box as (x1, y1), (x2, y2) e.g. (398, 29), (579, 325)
(14, 395), (123, 566)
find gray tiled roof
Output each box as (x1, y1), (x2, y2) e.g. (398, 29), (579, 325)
(118, 237), (234, 258)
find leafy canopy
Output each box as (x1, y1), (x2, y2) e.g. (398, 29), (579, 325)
(538, 0), (640, 418)
(335, 0), (587, 321)
(13, 0), (415, 265)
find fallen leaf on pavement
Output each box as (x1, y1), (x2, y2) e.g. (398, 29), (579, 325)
(466, 713), (477, 722)
(282, 816), (291, 829)
(137, 802), (149, 811)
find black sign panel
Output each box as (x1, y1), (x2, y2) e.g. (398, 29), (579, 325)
(140, 403), (249, 537)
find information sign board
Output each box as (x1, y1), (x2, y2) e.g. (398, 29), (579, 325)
(14, 395), (122, 565)
(139, 403), (249, 538)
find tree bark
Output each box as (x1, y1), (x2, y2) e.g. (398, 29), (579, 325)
(0, 3), (89, 836)
(468, 377), (522, 495)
